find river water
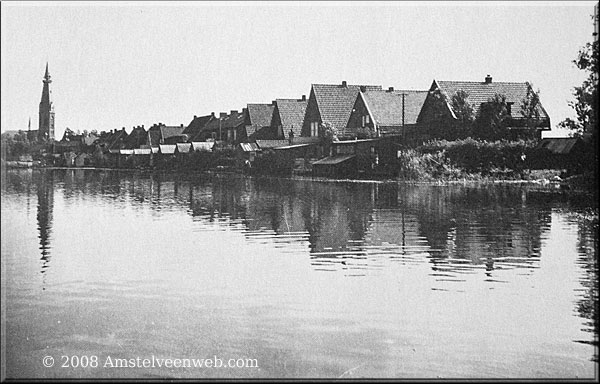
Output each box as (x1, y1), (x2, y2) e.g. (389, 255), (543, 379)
(1, 169), (597, 379)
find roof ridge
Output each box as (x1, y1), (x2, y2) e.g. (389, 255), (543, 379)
(437, 80), (529, 85)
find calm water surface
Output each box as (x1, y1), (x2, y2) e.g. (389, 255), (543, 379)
(1, 169), (597, 379)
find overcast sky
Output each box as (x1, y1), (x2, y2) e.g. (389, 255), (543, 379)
(1, 1), (596, 139)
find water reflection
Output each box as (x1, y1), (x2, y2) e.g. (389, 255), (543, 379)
(36, 170), (54, 276)
(1, 169), (597, 355)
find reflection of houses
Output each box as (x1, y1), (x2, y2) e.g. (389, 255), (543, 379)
(417, 76), (551, 140)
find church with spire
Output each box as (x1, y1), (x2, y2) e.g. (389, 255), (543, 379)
(37, 63), (55, 141)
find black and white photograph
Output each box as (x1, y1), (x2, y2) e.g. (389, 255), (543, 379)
(1, 1), (598, 380)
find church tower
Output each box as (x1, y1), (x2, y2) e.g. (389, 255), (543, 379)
(38, 63), (55, 141)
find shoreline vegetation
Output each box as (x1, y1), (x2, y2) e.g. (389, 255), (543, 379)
(2, 138), (597, 193)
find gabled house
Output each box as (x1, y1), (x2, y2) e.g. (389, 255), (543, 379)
(417, 75), (551, 140)
(147, 123), (187, 146)
(199, 109), (248, 145)
(245, 103), (276, 141)
(271, 96), (308, 140)
(123, 125), (149, 149)
(301, 81), (383, 138)
(184, 114), (216, 142)
(346, 87), (428, 139)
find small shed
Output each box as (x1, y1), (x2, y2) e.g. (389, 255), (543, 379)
(312, 154), (357, 178)
(159, 144), (177, 154)
(191, 142), (215, 152)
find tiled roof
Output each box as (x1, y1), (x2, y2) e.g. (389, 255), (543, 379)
(256, 140), (289, 149)
(222, 110), (247, 129)
(435, 80), (549, 120)
(247, 104), (275, 128)
(275, 98), (308, 138)
(313, 83), (382, 130)
(361, 90), (428, 127)
(161, 126), (186, 139)
(184, 115), (214, 140)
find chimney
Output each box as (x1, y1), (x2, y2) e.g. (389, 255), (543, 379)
(485, 75), (492, 84)
(341, 80), (347, 87)
(230, 110), (237, 115)
(388, 87), (394, 92)
(180, 124), (184, 127)
(272, 100), (277, 105)
(360, 85), (366, 92)
(301, 95), (306, 101)
(220, 112), (227, 118)
(211, 112), (215, 117)
(194, 115), (197, 119)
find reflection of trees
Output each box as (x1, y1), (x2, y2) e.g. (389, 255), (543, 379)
(404, 185), (552, 272)
(574, 214), (598, 360)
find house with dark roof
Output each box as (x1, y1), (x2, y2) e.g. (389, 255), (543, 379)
(271, 96), (308, 140)
(198, 109), (248, 145)
(301, 81), (382, 138)
(346, 87), (428, 139)
(245, 103), (276, 140)
(184, 114), (216, 142)
(123, 125), (149, 149)
(147, 123), (187, 146)
(417, 75), (551, 140)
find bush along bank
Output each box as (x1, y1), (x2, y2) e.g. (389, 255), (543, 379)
(396, 138), (557, 182)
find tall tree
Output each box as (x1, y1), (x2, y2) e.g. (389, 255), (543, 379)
(559, 40), (598, 138)
(520, 82), (542, 139)
(450, 90), (475, 139)
(475, 94), (509, 141)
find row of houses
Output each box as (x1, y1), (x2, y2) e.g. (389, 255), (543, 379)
(52, 76), (553, 176)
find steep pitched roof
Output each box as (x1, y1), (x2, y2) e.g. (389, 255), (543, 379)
(361, 90), (428, 127)
(247, 104), (275, 128)
(434, 80), (549, 120)
(275, 98), (308, 138)
(312, 83), (382, 130)
(183, 115), (214, 140)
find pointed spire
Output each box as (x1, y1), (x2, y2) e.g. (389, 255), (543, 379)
(43, 62), (51, 82)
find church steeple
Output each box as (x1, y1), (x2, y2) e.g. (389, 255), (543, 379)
(38, 62), (55, 141)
